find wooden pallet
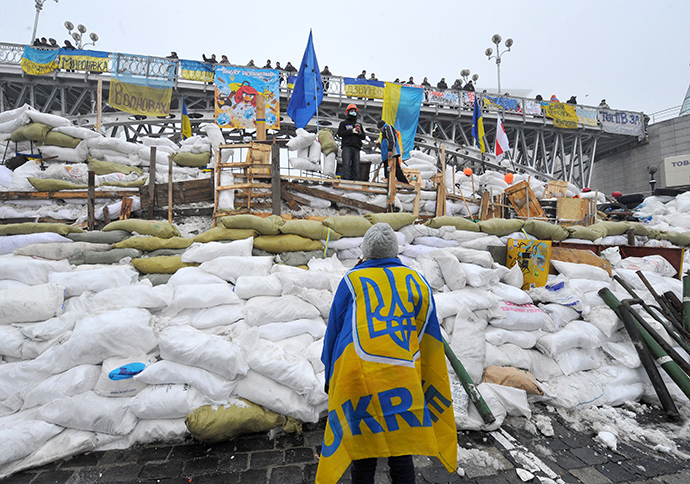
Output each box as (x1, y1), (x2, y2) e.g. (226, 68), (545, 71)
(556, 198), (596, 226)
(504, 180), (546, 219)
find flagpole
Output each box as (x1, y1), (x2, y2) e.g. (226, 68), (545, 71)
(314, 67), (319, 132)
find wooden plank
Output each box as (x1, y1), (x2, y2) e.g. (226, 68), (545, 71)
(557, 198), (591, 226)
(87, 170), (95, 230)
(544, 180), (568, 199)
(148, 147), (157, 219)
(0, 190), (140, 200)
(284, 181), (385, 213)
(550, 246), (612, 276)
(271, 143), (280, 215)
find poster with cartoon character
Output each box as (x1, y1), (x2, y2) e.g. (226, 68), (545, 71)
(214, 66), (280, 130)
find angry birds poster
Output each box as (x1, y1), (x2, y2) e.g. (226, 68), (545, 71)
(214, 66), (280, 130)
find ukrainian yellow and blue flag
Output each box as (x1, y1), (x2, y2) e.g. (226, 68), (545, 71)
(317, 258), (457, 484)
(382, 83), (424, 161)
(180, 60), (215, 83)
(181, 96), (192, 140)
(20, 46), (59, 76)
(471, 98), (486, 152)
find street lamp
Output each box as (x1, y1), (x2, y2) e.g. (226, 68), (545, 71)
(485, 34), (513, 94)
(31, 0), (58, 44)
(64, 21), (99, 49)
(459, 69), (479, 85)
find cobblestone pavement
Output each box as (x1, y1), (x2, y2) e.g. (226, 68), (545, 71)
(2, 403), (689, 484)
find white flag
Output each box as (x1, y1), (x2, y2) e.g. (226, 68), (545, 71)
(495, 115), (511, 161)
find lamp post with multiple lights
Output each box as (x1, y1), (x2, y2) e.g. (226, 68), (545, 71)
(485, 34), (513, 94)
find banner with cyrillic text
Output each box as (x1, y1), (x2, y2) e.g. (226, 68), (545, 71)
(543, 102), (578, 129)
(20, 46), (59, 75)
(575, 107), (598, 127)
(598, 110), (645, 136)
(343, 78), (385, 99)
(59, 49), (109, 72)
(427, 90), (459, 107)
(215, 66), (280, 129)
(109, 54), (175, 116)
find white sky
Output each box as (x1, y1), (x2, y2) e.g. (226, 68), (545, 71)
(3, 0), (689, 115)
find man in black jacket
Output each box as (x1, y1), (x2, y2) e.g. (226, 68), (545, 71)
(337, 104), (366, 181)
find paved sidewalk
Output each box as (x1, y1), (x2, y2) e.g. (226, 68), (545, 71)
(2, 404), (689, 484)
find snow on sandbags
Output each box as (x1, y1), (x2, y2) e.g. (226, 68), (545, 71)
(157, 325), (248, 381)
(0, 283), (65, 324)
(0, 255), (71, 285)
(48, 266), (138, 297)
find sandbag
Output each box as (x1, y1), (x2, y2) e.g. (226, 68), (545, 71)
(522, 220), (569, 241)
(482, 366), (543, 395)
(363, 213), (417, 231)
(220, 214), (285, 235)
(66, 230), (130, 244)
(88, 156), (144, 176)
(0, 283), (65, 324)
(0, 222), (84, 236)
(172, 151), (211, 167)
(193, 227), (258, 243)
(243, 295), (320, 326)
(49, 266), (138, 297)
(199, 256), (273, 283)
(566, 225), (601, 241)
(129, 383), (209, 420)
(25, 111), (71, 128)
(322, 216), (373, 237)
(317, 129), (337, 155)
(0, 256), (71, 285)
(10, 122), (52, 143)
(132, 255), (197, 274)
(279, 219), (342, 241)
(158, 325), (248, 381)
(425, 216), (480, 232)
(253, 234), (323, 253)
(185, 399), (300, 443)
(42, 131), (81, 148)
(477, 219), (525, 236)
(0, 232), (72, 256)
(14, 241), (109, 260)
(181, 238), (254, 263)
(166, 283), (240, 315)
(69, 248), (143, 265)
(28, 177), (87, 191)
(102, 219), (181, 238)
(114, 236), (193, 251)
(134, 360), (236, 401)
(94, 354), (153, 398)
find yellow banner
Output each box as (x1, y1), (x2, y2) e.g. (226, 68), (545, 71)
(543, 102), (579, 129)
(20, 58), (58, 76)
(59, 55), (108, 72)
(108, 78), (172, 117)
(344, 83), (385, 100)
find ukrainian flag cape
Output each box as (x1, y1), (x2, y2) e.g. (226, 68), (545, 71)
(317, 258), (457, 484)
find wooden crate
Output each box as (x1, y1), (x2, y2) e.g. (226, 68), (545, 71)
(556, 198), (596, 226)
(544, 180), (568, 199)
(504, 180), (546, 219)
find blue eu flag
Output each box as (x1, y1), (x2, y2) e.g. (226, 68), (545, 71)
(287, 30), (323, 129)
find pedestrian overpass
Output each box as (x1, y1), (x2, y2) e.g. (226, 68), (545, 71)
(0, 42), (646, 188)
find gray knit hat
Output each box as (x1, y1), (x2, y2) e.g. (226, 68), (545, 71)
(362, 223), (398, 259)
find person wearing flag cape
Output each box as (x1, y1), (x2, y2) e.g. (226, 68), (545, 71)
(317, 223), (457, 484)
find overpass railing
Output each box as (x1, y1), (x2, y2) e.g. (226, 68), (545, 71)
(0, 41), (645, 135)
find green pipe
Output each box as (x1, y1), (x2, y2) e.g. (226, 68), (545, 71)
(442, 338), (496, 425)
(613, 275), (690, 355)
(600, 288), (690, 404)
(683, 275), (690, 331)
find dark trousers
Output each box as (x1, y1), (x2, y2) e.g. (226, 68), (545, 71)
(351, 455), (415, 484)
(341, 146), (360, 181)
(384, 156), (409, 184)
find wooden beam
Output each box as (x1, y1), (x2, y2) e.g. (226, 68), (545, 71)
(271, 141), (280, 215)
(87, 170), (95, 230)
(0, 190), (140, 200)
(284, 181), (386, 213)
(256, 95), (266, 141)
(148, 146), (157, 219)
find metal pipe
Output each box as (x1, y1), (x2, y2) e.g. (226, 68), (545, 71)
(442, 338), (496, 425)
(599, 289), (680, 418)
